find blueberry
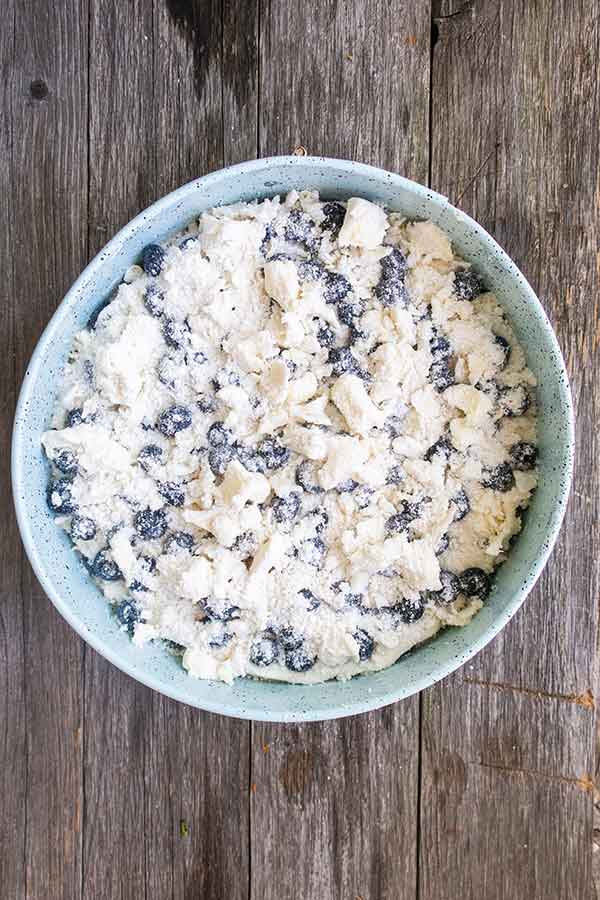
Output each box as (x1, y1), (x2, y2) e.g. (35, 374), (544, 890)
(207, 421), (233, 447)
(86, 295), (113, 331)
(157, 480), (185, 507)
(83, 360), (95, 383)
(348, 324), (368, 346)
(139, 554), (157, 575)
(142, 243), (165, 277)
(208, 631), (233, 650)
(297, 259), (324, 282)
(134, 507), (168, 540)
(284, 208), (318, 249)
(297, 536), (327, 568)
(164, 531), (194, 554)
(430, 331), (452, 358)
(354, 485), (374, 509)
(321, 201), (346, 235)
(380, 247), (408, 279)
(374, 277), (409, 308)
(53, 448), (79, 476)
(260, 222), (276, 255)
(428, 570), (460, 604)
(115, 599), (141, 634)
(510, 442), (537, 471)
(284, 646), (316, 673)
(295, 460), (323, 494)
(385, 500), (421, 535)
(190, 350), (208, 366)
(298, 588), (320, 611)
(453, 269), (484, 301)
(196, 394), (218, 414)
(138, 444), (164, 473)
(235, 444), (266, 474)
(157, 354), (181, 389)
(497, 384), (530, 418)
(278, 626), (304, 651)
(249, 633), (280, 667)
(203, 603), (241, 623)
(66, 408), (85, 427)
(90, 549), (122, 581)
(327, 346), (361, 377)
(162, 316), (188, 350)
(460, 567), (491, 600)
(129, 580), (148, 593)
(429, 357), (455, 392)
(179, 235), (198, 250)
(257, 436), (290, 471)
(324, 270), (352, 304)
(333, 479), (356, 496)
(231, 531), (258, 558)
(424, 437), (454, 462)
(481, 462), (515, 493)
(494, 334), (511, 368)
(157, 405), (192, 437)
(450, 489), (470, 521)
(392, 597), (425, 624)
(317, 323), (336, 348)
(211, 368), (241, 390)
(271, 492), (301, 524)
(337, 300), (365, 326)
(306, 507), (328, 534)
(383, 415), (404, 439)
(353, 628), (375, 661)
(386, 465), (404, 485)
(47, 478), (78, 514)
(143, 283), (165, 318)
(208, 444), (235, 476)
(70, 515), (96, 541)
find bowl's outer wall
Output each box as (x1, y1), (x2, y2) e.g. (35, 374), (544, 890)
(12, 157), (574, 721)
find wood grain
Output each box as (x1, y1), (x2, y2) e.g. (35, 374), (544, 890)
(420, 2), (600, 897)
(253, 3), (431, 898)
(9, 2), (89, 897)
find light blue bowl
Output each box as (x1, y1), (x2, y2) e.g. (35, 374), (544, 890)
(11, 156), (574, 722)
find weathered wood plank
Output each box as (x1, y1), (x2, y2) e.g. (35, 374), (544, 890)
(9, 1), (89, 897)
(0, 2), (25, 897)
(254, 3), (431, 898)
(85, 3), (254, 899)
(421, 2), (600, 897)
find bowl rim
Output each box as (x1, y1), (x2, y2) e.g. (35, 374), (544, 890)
(11, 154), (575, 721)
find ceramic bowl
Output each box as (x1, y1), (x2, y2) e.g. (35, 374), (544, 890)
(12, 156), (574, 722)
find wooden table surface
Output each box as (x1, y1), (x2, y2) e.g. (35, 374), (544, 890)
(2, 2), (599, 898)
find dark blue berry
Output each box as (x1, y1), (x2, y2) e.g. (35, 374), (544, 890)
(428, 570), (460, 604)
(143, 283), (165, 318)
(336, 478), (358, 493)
(295, 460), (323, 494)
(324, 270), (352, 304)
(354, 628), (375, 661)
(129, 579), (148, 593)
(162, 316), (188, 350)
(297, 259), (324, 282)
(460, 568), (491, 600)
(70, 515), (96, 541)
(392, 597), (425, 624)
(321, 201), (346, 235)
(231, 531), (258, 558)
(383, 415), (404, 439)
(297, 536), (327, 568)
(208, 444), (235, 476)
(257, 436), (290, 471)
(86, 295), (113, 331)
(235, 444), (266, 474)
(430, 331), (451, 358)
(424, 437), (454, 462)
(142, 243), (165, 277)
(386, 465), (404, 485)
(494, 334), (511, 368)
(385, 500), (421, 535)
(157, 354), (180, 389)
(47, 478), (78, 514)
(451, 489), (470, 521)
(157, 405), (192, 437)
(436, 533), (450, 555)
(134, 507), (168, 540)
(510, 442), (537, 471)
(179, 235), (198, 250)
(157, 480), (185, 507)
(203, 603), (241, 623)
(375, 277), (409, 308)
(306, 507), (328, 534)
(429, 357), (455, 392)
(381, 247), (408, 279)
(327, 346), (362, 377)
(271, 492), (301, 524)
(83, 360), (95, 383)
(91, 549), (122, 581)
(497, 384), (530, 417)
(207, 421), (233, 447)
(284, 209), (318, 249)
(164, 531), (194, 554)
(278, 626), (304, 651)
(66, 408), (85, 427)
(284, 645), (316, 673)
(53, 448), (79, 476)
(354, 485), (374, 509)
(138, 444), (164, 472)
(453, 269), (483, 301)
(211, 368), (241, 390)
(249, 632), (280, 666)
(209, 631), (233, 650)
(481, 462), (515, 492)
(317, 323), (336, 348)
(196, 394), (218, 414)
(298, 588), (320, 611)
(115, 599), (141, 634)
(337, 300), (365, 326)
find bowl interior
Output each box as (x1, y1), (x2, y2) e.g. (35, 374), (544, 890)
(12, 157), (573, 721)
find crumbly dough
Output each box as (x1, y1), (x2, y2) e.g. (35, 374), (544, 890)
(42, 191), (538, 684)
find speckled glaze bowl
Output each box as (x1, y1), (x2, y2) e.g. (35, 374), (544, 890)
(12, 156), (574, 722)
